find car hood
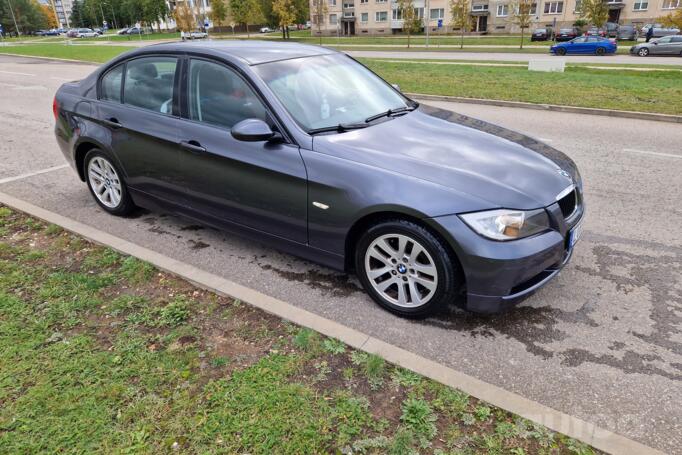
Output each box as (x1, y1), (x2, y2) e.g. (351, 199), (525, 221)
(311, 105), (579, 211)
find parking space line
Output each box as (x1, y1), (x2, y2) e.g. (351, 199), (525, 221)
(0, 70), (36, 76)
(623, 148), (682, 160)
(0, 164), (69, 185)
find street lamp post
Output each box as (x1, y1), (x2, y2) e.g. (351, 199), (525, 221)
(425, 0), (430, 48)
(6, 0), (21, 36)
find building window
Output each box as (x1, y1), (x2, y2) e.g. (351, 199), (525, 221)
(662, 0), (679, 8)
(392, 8), (403, 20)
(376, 0), (387, 3)
(633, 1), (648, 10)
(414, 7), (424, 18)
(343, 1), (354, 8)
(543, 1), (563, 14)
(360, 0), (368, 3)
(375, 10), (388, 21)
(496, 3), (509, 16)
(574, 0), (581, 12)
(429, 8), (445, 19)
(329, 0), (336, 6)
(472, 3), (489, 10)
(330, 13), (338, 24)
(361, 12), (368, 21)
(343, 10), (355, 16)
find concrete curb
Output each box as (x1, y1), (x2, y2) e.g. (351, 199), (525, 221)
(0, 190), (665, 455)
(409, 93), (682, 124)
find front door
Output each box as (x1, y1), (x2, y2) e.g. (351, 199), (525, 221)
(96, 56), (187, 203)
(479, 15), (488, 32)
(177, 58), (308, 244)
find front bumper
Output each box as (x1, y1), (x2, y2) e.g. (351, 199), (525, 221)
(431, 200), (584, 314)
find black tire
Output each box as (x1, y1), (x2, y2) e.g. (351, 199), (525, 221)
(595, 47), (606, 56)
(557, 47), (567, 56)
(84, 149), (136, 216)
(638, 47), (649, 57)
(354, 219), (462, 318)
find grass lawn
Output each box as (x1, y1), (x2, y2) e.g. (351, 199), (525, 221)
(0, 43), (132, 63)
(361, 58), (682, 115)
(0, 206), (600, 454)
(1, 43), (679, 115)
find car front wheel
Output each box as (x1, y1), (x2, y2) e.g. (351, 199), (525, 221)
(638, 48), (649, 57)
(556, 47), (567, 56)
(355, 220), (462, 318)
(84, 149), (135, 215)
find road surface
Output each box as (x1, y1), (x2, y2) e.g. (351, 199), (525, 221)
(1, 55), (680, 453)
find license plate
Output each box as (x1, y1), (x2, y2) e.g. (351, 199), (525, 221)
(569, 221), (583, 249)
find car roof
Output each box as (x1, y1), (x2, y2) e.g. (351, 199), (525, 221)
(142, 40), (337, 65)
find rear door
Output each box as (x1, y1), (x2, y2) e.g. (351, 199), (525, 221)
(96, 55), (187, 203)
(175, 58), (308, 243)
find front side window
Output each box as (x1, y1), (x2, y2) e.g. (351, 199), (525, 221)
(188, 59), (267, 130)
(123, 57), (177, 114)
(656, 36), (672, 43)
(100, 64), (123, 102)
(254, 54), (411, 132)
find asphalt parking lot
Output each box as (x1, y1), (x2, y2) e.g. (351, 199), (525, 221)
(1, 55), (680, 454)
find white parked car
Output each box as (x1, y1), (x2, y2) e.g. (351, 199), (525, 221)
(77, 28), (99, 38)
(189, 30), (208, 39)
(641, 23), (681, 38)
(260, 27), (274, 33)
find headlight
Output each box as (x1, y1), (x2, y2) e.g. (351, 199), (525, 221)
(459, 208), (550, 241)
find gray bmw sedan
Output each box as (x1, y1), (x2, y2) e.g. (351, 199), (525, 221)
(53, 41), (584, 318)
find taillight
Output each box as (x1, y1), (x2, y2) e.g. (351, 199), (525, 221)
(52, 97), (59, 120)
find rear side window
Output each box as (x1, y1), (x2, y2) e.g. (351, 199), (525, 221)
(673, 36), (682, 43)
(123, 57), (177, 114)
(101, 64), (123, 102)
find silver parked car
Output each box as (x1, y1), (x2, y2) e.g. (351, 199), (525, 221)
(630, 35), (682, 57)
(640, 23), (681, 38)
(616, 24), (638, 41)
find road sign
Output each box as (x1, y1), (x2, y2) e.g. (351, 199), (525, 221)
(437, 19), (443, 28)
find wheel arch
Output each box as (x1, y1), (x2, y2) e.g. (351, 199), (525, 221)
(344, 210), (464, 279)
(73, 137), (125, 182)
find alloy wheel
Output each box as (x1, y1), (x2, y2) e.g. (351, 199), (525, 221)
(87, 156), (122, 208)
(638, 48), (649, 57)
(364, 233), (438, 308)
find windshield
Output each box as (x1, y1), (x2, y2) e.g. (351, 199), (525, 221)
(253, 54), (411, 132)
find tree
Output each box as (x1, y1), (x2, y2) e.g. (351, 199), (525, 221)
(449, 0), (470, 50)
(141, 0), (168, 32)
(397, 0), (420, 48)
(173, 0), (194, 32)
(0, 0), (47, 34)
(310, 0), (327, 44)
(40, 3), (59, 28)
(508, 0), (534, 49)
(293, 0), (308, 24)
(579, 0), (608, 29)
(230, 0), (264, 38)
(659, 7), (682, 30)
(272, 0), (296, 39)
(210, 0), (229, 30)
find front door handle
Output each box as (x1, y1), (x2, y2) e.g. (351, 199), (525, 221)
(180, 140), (207, 154)
(102, 117), (122, 129)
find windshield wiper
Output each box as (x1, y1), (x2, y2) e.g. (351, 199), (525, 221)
(364, 104), (418, 124)
(308, 122), (369, 135)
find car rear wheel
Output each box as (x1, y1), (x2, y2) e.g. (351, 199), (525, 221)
(84, 149), (135, 216)
(355, 219), (462, 318)
(595, 47), (606, 56)
(557, 47), (567, 56)
(638, 48), (649, 57)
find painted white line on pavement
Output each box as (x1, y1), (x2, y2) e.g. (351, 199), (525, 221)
(623, 148), (682, 159)
(0, 164), (69, 185)
(0, 70), (36, 76)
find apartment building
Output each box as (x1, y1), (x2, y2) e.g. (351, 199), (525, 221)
(310, 0), (681, 35)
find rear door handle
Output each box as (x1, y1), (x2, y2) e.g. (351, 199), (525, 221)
(102, 117), (122, 129)
(180, 140), (207, 154)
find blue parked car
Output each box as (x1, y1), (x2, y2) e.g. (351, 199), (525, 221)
(551, 36), (617, 56)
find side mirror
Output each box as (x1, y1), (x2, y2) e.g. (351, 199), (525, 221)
(392, 83), (401, 92)
(231, 118), (276, 142)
